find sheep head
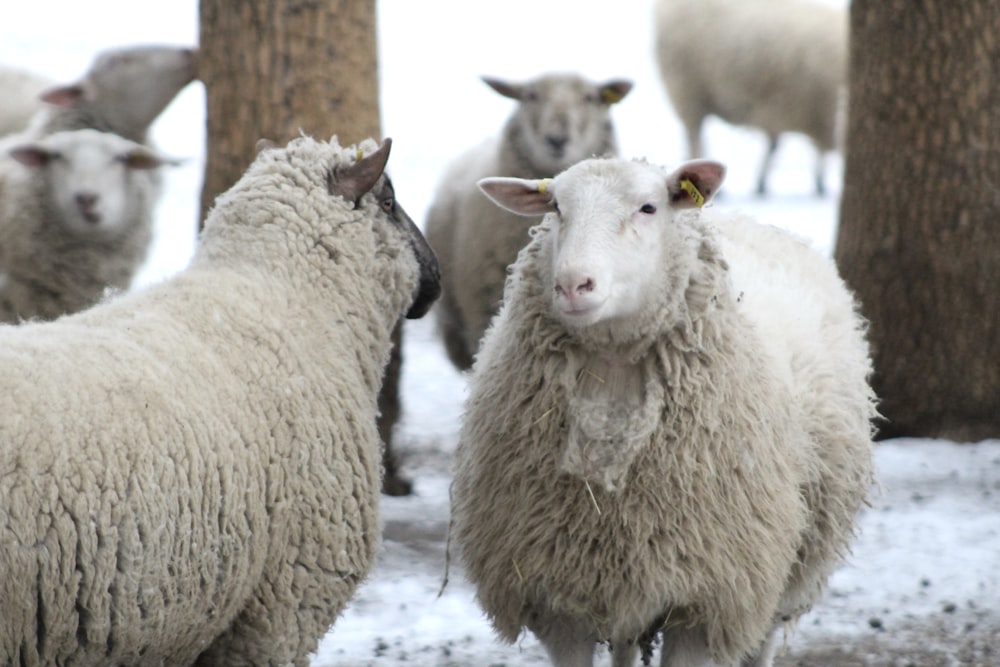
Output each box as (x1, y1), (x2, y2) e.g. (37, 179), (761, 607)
(482, 73), (633, 175)
(478, 157), (725, 335)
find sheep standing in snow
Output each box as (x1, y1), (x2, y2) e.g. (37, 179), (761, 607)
(23, 43), (198, 144)
(0, 128), (175, 323)
(451, 156), (875, 666)
(0, 65), (54, 136)
(0, 135), (440, 667)
(425, 72), (632, 370)
(654, 0), (846, 196)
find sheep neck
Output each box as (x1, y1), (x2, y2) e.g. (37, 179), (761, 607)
(560, 352), (662, 493)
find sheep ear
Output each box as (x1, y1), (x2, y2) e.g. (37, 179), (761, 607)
(481, 76), (523, 101)
(598, 79), (633, 105)
(478, 177), (556, 216)
(9, 145), (52, 168)
(667, 159), (726, 209)
(255, 138), (278, 154)
(39, 84), (85, 106)
(331, 137), (391, 202)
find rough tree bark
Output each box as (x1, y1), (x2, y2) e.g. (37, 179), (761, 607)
(199, 0), (413, 494)
(836, 1), (1000, 441)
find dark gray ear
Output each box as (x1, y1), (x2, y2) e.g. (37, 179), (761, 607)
(330, 138), (392, 202)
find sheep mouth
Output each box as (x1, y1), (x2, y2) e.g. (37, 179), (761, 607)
(554, 301), (604, 326)
(80, 210), (102, 225)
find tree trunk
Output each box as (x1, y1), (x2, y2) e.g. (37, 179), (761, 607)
(198, 0), (381, 222)
(837, 1), (1000, 441)
(199, 0), (412, 494)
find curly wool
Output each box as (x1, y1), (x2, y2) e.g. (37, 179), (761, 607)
(0, 135), (422, 667)
(452, 209), (875, 663)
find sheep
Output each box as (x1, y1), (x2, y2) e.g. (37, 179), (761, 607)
(0, 134), (441, 667)
(0, 128), (176, 323)
(23, 43), (198, 144)
(424, 72), (633, 371)
(653, 0), (847, 197)
(450, 155), (876, 666)
(0, 64), (54, 136)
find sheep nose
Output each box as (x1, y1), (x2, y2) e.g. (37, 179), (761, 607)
(546, 135), (568, 153)
(76, 192), (98, 209)
(555, 275), (596, 298)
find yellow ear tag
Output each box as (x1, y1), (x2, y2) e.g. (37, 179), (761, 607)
(356, 149), (365, 161)
(679, 178), (705, 208)
(537, 178), (552, 194)
(600, 87), (625, 104)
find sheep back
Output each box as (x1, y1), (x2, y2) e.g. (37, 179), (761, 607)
(0, 64), (54, 136)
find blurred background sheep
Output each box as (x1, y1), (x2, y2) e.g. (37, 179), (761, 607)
(653, 0), (848, 196)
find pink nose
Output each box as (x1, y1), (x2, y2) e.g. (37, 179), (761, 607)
(555, 275), (595, 298)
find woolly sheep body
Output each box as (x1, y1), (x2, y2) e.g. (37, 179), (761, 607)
(0, 128), (170, 323)
(0, 135), (440, 666)
(654, 0), (847, 196)
(0, 65), (54, 136)
(452, 157), (875, 665)
(425, 73), (632, 370)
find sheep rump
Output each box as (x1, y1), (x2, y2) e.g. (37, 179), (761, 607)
(0, 134), (439, 666)
(451, 156), (875, 664)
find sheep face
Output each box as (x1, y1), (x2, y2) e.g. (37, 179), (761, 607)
(483, 73), (633, 175)
(479, 157), (725, 333)
(9, 128), (169, 237)
(40, 45), (198, 137)
(326, 138), (441, 320)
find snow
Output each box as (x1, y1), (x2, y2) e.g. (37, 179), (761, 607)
(2, 1), (997, 664)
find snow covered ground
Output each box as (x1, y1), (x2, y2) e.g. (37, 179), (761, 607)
(1, 1), (997, 665)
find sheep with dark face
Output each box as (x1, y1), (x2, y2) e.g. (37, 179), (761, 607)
(451, 155), (875, 666)
(0, 135), (440, 667)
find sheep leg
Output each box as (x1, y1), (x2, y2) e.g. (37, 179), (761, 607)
(756, 134), (779, 197)
(739, 627), (778, 667)
(813, 150), (827, 198)
(534, 615), (596, 667)
(658, 625), (713, 667)
(610, 639), (639, 667)
(684, 116), (705, 160)
(378, 320), (411, 496)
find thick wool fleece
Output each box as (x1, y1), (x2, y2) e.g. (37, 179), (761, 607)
(452, 211), (875, 663)
(0, 135), (422, 667)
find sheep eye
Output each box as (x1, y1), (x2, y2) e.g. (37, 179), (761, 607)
(380, 197), (394, 213)
(584, 93), (598, 104)
(524, 89), (539, 102)
(640, 203), (657, 215)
